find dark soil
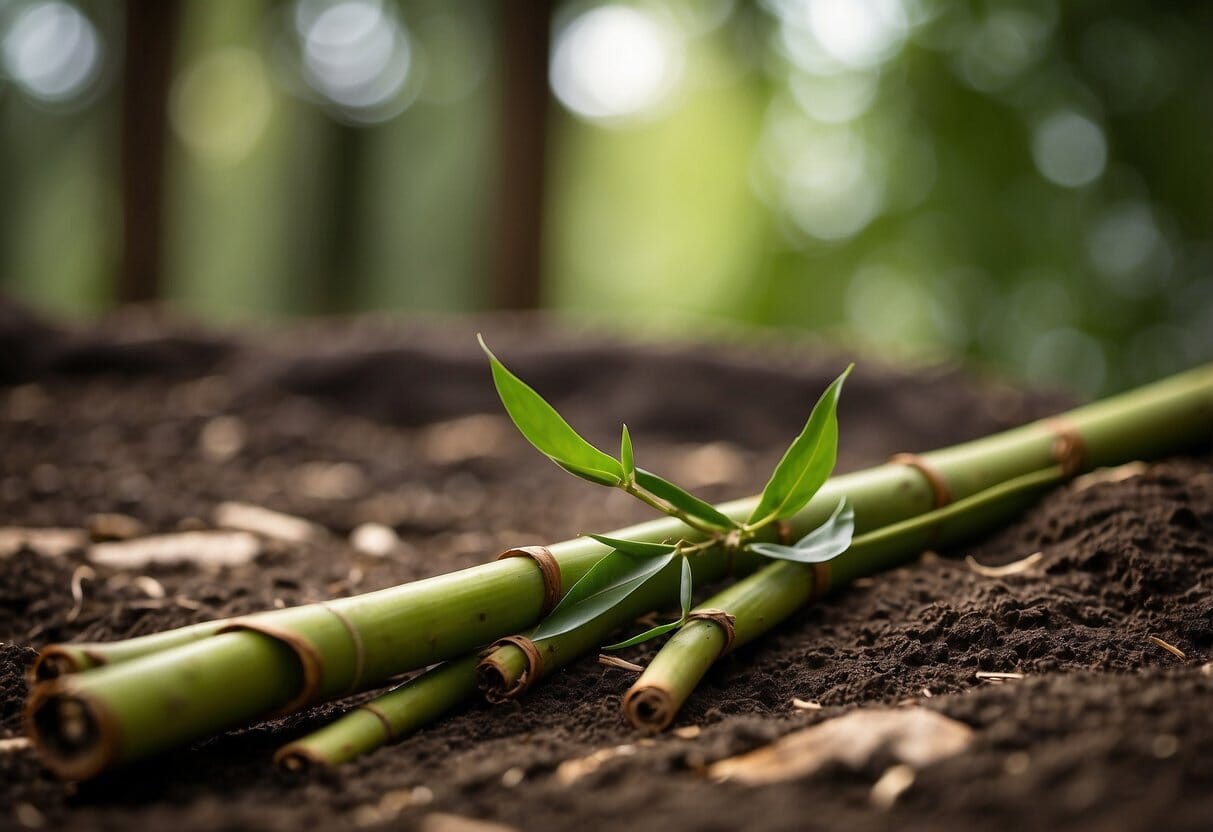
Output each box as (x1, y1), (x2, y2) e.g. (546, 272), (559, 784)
(1, 305), (1210, 832)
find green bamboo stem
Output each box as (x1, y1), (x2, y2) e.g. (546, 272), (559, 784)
(622, 466), (1067, 733)
(25, 363), (1213, 778)
(274, 655), (482, 770)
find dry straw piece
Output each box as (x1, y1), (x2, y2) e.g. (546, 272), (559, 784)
(1148, 636), (1186, 660)
(964, 552), (1044, 577)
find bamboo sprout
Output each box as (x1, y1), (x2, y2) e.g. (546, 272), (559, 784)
(25, 364), (1213, 778)
(623, 466), (1066, 733)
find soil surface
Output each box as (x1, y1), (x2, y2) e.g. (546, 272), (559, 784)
(1, 304), (1211, 832)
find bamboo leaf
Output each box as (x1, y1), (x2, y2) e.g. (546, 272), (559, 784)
(602, 620), (683, 651)
(635, 468), (739, 530)
(747, 366), (852, 526)
(679, 556), (693, 619)
(478, 335), (623, 486)
(620, 425), (635, 483)
(748, 498), (854, 564)
(586, 534), (677, 558)
(533, 550), (676, 642)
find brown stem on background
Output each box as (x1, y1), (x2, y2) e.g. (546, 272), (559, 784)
(492, 0), (552, 309)
(118, 0), (182, 304)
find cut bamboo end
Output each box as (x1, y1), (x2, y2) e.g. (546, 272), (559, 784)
(24, 682), (118, 781)
(477, 637), (539, 704)
(31, 647), (101, 682)
(273, 743), (331, 773)
(623, 685), (675, 734)
(476, 655), (525, 704)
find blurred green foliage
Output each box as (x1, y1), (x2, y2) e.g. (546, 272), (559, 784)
(1, 0), (1210, 395)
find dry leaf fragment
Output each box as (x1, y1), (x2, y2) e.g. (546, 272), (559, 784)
(89, 531), (261, 568)
(1072, 462), (1148, 492)
(213, 502), (323, 544)
(870, 764), (916, 809)
(1149, 636), (1186, 660)
(0, 527), (87, 559)
(965, 552), (1043, 577)
(673, 725), (701, 739)
(0, 737), (31, 754)
(420, 813), (518, 832)
(791, 698), (822, 710)
(708, 707), (972, 785)
(556, 745), (638, 786)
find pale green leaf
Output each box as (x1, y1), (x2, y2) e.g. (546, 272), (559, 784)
(621, 425), (635, 483)
(747, 366), (852, 526)
(586, 534), (677, 558)
(602, 620), (682, 651)
(532, 550), (675, 642)
(748, 497), (854, 564)
(479, 335), (623, 486)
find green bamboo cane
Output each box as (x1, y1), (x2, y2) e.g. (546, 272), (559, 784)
(25, 364), (1213, 779)
(274, 655), (483, 771)
(622, 466), (1066, 733)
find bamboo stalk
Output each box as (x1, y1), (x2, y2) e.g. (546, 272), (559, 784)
(623, 466), (1066, 733)
(25, 364), (1213, 778)
(274, 655), (482, 770)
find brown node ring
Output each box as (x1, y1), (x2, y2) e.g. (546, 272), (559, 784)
(1044, 417), (1086, 477)
(889, 453), (952, 508)
(808, 562), (831, 602)
(480, 634), (543, 703)
(497, 546), (562, 616)
(24, 679), (120, 781)
(216, 619), (324, 715)
(686, 608), (737, 656)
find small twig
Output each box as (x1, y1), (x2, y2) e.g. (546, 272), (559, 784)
(66, 565), (96, 623)
(598, 655), (645, 673)
(1149, 636), (1186, 660)
(965, 552), (1043, 577)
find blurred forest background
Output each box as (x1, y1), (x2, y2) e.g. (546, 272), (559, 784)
(1, 0), (1210, 396)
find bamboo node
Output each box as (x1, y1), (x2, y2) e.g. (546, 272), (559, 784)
(496, 546), (562, 616)
(687, 609), (737, 656)
(1043, 417), (1086, 477)
(808, 562), (831, 602)
(889, 453), (952, 508)
(321, 603), (366, 695)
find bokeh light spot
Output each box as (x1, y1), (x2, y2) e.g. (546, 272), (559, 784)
(1031, 111), (1107, 188)
(550, 5), (683, 125)
(295, 0), (413, 123)
(170, 48), (274, 168)
(2, 1), (102, 104)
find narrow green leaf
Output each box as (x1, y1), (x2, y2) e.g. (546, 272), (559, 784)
(586, 534), (677, 558)
(602, 620), (682, 651)
(532, 550), (676, 642)
(635, 468), (739, 530)
(620, 425), (635, 483)
(679, 556), (693, 619)
(478, 335), (623, 486)
(747, 366), (852, 526)
(748, 497), (854, 564)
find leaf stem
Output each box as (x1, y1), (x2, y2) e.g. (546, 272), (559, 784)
(622, 481), (724, 535)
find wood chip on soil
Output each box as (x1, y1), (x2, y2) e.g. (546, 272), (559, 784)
(89, 531), (261, 568)
(965, 552), (1043, 577)
(213, 502), (324, 544)
(708, 707), (973, 785)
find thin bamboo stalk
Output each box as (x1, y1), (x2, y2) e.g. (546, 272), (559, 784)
(25, 364), (1213, 778)
(623, 466), (1066, 733)
(274, 655), (482, 770)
